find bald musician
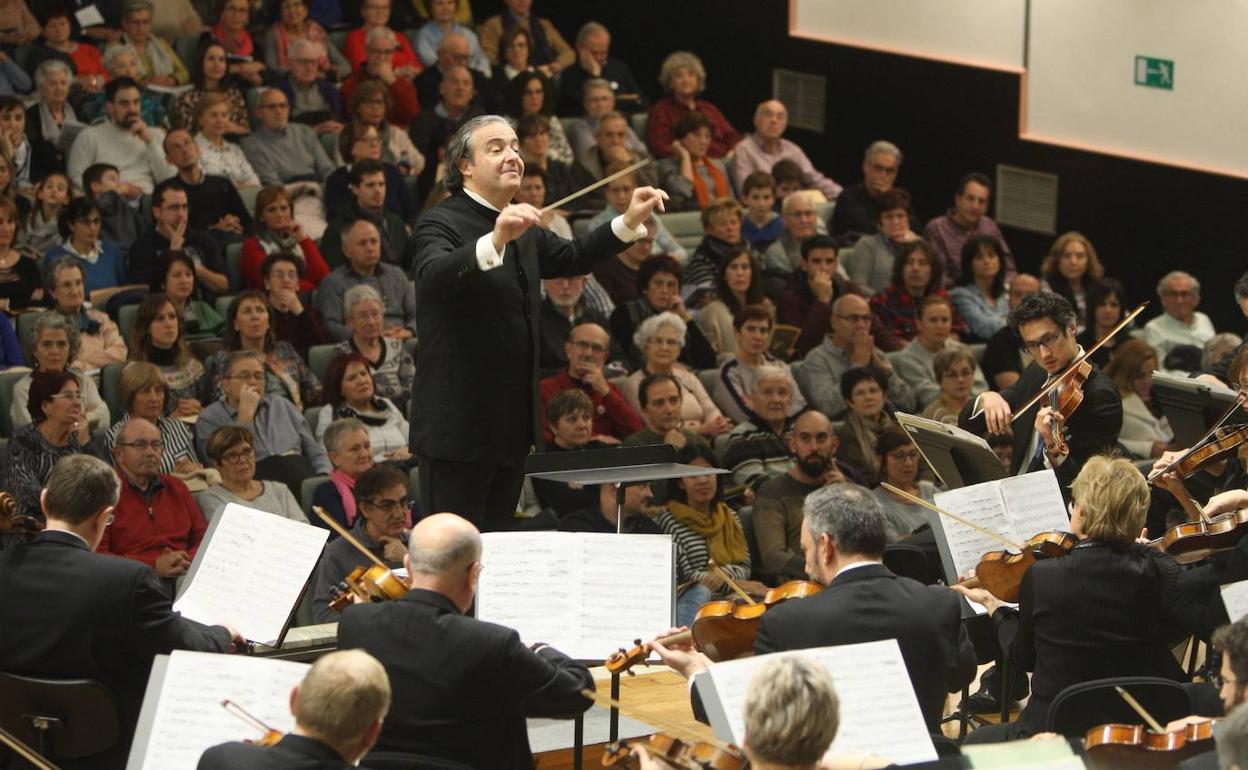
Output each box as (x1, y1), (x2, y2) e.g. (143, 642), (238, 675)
(198, 650), (391, 769)
(0, 455), (241, 770)
(337, 512), (594, 769)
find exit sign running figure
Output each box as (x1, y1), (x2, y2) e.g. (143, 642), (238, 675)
(1134, 56), (1174, 90)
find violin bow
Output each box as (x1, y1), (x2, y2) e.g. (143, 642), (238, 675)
(880, 484), (1024, 552)
(1148, 389), (1248, 484)
(707, 561), (757, 605)
(541, 158), (653, 213)
(1011, 301), (1149, 423)
(0, 725), (61, 770)
(1114, 686), (1166, 734)
(221, 699), (278, 736)
(312, 506), (389, 571)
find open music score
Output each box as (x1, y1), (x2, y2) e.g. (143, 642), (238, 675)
(475, 532), (674, 662)
(1222, 579), (1248, 622)
(698, 640), (937, 767)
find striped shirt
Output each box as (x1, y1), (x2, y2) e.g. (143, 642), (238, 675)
(655, 507), (751, 588)
(105, 414), (199, 473)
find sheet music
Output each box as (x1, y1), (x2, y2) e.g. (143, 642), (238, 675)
(1222, 580), (1248, 622)
(174, 503), (328, 645)
(132, 651), (307, 770)
(998, 470), (1070, 541)
(476, 532), (673, 661)
(704, 641), (937, 766)
(933, 482), (1014, 579)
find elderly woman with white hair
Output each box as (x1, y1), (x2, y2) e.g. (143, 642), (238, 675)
(11, 311), (110, 430)
(619, 311), (733, 438)
(332, 284), (415, 407)
(645, 50), (741, 160)
(112, 0), (190, 87)
(25, 60), (82, 180)
(264, 0), (351, 80)
(95, 45), (166, 127)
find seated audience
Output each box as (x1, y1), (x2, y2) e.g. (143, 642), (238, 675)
(263, 0), (351, 81)
(892, 295), (987, 407)
(620, 312), (732, 438)
(326, 122), (418, 224)
(26, 5), (106, 101)
(0, 97), (32, 191)
(276, 39), (346, 133)
(659, 443), (761, 625)
(312, 462), (411, 621)
(698, 250), (773, 361)
(192, 94), (260, 188)
(203, 291), (322, 407)
(982, 273), (1041, 390)
(150, 250), (226, 340)
(5, 370), (99, 519)
(1041, 231), (1105, 328)
(869, 239), (967, 351)
(128, 179), (229, 295)
(322, 158), (414, 270)
(830, 140), (915, 246)
(44, 197), (127, 294)
(24, 172), (72, 257)
(558, 479), (659, 534)
(490, 25), (539, 91)
(68, 76), (174, 196)
(622, 372), (713, 459)
(408, 64), (484, 194)
(171, 44), (250, 134)
(26, 61), (80, 181)
(777, 235), (866, 359)
(414, 31), (497, 115)
(515, 114), (580, 206)
(556, 22), (646, 117)
(104, 362), (200, 472)
(342, 0), (421, 75)
(529, 390), (609, 517)
(574, 110), (660, 192)
(240, 88), (335, 237)
(503, 71), (572, 165)
(82, 162), (142, 255)
(92, 46), (165, 128)
(241, 185), (330, 290)
(515, 167), (573, 239)
(197, 350), (332, 491)
(720, 366), (798, 487)
(567, 78), (649, 159)
(610, 257), (717, 370)
(1141, 270), (1216, 363)
(127, 292), (204, 416)
(12, 311), (109, 430)
(412, 0), (490, 75)
(199, 425), (306, 522)
(314, 352), (411, 463)
(45, 254), (127, 369)
(539, 322), (643, 444)
(949, 234), (1010, 342)
(872, 425), (938, 542)
(0, 200), (43, 309)
(763, 191), (823, 277)
(646, 51), (740, 159)
(833, 367), (898, 487)
(113, 0), (189, 86)
(212, 0), (265, 86)
(740, 172), (782, 248)
(311, 417), (375, 532)
(340, 27), (422, 129)
(351, 80), (425, 173)
(682, 198), (747, 289)
(732, 100), (841, 201)
(478, 0), (574, 71)
(921, 347), (980, 425)
(539, 274), (608, 375)
(1079, 277), (1128, 368)
(331, 283), (416, 406)
(843, 188), (920, 295)
(753, 409), (864, 582)
(661, 112), (732, 213)
(1106, 338), (1173, 460)
(262, 251), (329, 355)
(715, 305), (806, 424)
(925, 172), (1015, 285)
(585, 165), (682, 259)
(163, 129), (253, 247)
(592, 226), (655, 307)
(798, 294), (915, 418)
(102, 416), (205, 595)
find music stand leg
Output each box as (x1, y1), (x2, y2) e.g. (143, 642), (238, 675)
(615, 483), (625, 534)
(573, 712), (584, 770)
(610, 672), (620, 742)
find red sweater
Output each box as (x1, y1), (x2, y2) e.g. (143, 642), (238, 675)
(340, 72), (421, 128)
(342, 27), (421, 72)
(539, 370), (644, 444)
(241, 236), (330, 291)
(646, 96), (741, 159)
(99, 474), (206, 569)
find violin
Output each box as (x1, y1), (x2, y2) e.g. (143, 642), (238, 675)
(955, 530), (1079, 603)
(328, 564), (409, 612)
(0, 491), (42, 542)
(1156, 424), (1248, 481)
(1083, 720), (1214, 767)
(602, 732), (748, 770)
(1151, 508), (1248, 565)
(221, 699), (284, 747)
(1046, 359), (1092, 456)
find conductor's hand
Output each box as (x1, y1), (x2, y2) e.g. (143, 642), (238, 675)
(622, 186), (669, 230)
(492, 203), (543, 254)
(977, 391), (1012, 436)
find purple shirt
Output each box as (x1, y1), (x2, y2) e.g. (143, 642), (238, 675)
(730, 133), (843, 200)
(924, 211), (1015, 287)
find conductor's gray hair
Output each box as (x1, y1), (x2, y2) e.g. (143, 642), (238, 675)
(323, 417), (368, 454)
(443, 114), (512, 192)
(803, 484), (887, 558)
(407, 526), (482, 575)
(743, 656), (839, 765)
(44, 455), (120, 525)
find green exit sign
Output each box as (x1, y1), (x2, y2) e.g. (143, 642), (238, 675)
(1135, 56), (1174, 90)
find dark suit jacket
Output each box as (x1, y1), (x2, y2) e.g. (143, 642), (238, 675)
(26, 102), (68, 182)
(958, 360), (1122, 491)
(0, 531), (232, 768)
(753, 563), (976, 731)
(198, 734), (354, 769)
(995, 540), (1189, 735)
(409, 191), (629, 465)
(338, 588), (594, 770)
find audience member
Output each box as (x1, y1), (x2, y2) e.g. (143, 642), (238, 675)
(777, 235), (863, 358)
(610, 255), (716, 370)
(620, 312), (732, 437)
(539, 322), (642, 444)
(763, 191), (823, 277)
(556, 22), (646, 117)
(871, 425), (938, 542)
(538, 274), (608, 375)
(698, 249), (773, 360)
(0, 97), (32, 192)
(26, 5), (106, 99)
(515, 166), (573, 240)
(331, 283), (416, 406)
(511, 115), (576, 207)
(715, 305), (806, 423)
(478, 0), (574, 72)
(490, 25), (539, 90)
(102, 416), (205, 593)
(241, 185), (330, 290)
(277, 38), (346, 133)
(869, 239), (967, 351)
(171, 43), (250, 134)
(574, 110), (659, 191)
(798, 294), (915, 418)
(212, 0), (265, 86)
(1204, 331), (1243, 376)
(842, 188), (920, 294)
(103, 361), (200, 473)
(622, 372), (713, 459)
(323, 158), (414, 270)
(528, 390), (610, 517)
(1106, 338), (1173, 460)
(263, 0), (351, 81)
(202, 290), (322, 407)
(25, 61), (79, 181)
(192, 95), (260, 188)
(661, 112), (732, 212)
(1141, 270), (1216, 362)
(753, 409), (864, 582)
(684, 197), (746, 288)
(163, 128), (254, 246)
(558, 478), (659, 534)
(197, 350), (331, 491)
(240, 88), (336, 237)
(584, 164), (676, 255)
(311, 417), (376, 532)
(721, 366), (798, 487)
(732, 100), (841, 200)
(740, 171), (782, 248)
(981, 273), (1040, 389)
(647, 50), (740, 159)
(1040, 231), (1105, 328)
(342, 0), (421, 75)
(45, 254), (127, 369)
(0, 199), (41, 309)
(325, 122), (419, 225)
(312, 462), (411, 621)
(113, 0), (189, 86)
(592, 226), (655, 307)
(341, 27), (422, 129)
(262, 251), (329, 354)
(414, 31), (496, 114)
(949, 234), (1010, 342)
(412, 0), (490, 75)
(67, 77), (174, 197)
(315, 352), (411, 463)
(199, 424), (306, 522)
(408, 64), (485, 193)
(127, 292), (205, 416)
(130, 180), (230, 298)
(350, 79), (425, 173)
(5, 370), (99, 520)
(921, 346), (979, 425)
(924, 172), (1015, 285)
(892, 295), (987, 407)
(94, 45), (166, 128)
(499, 71), (570, 165)
(82, 162), (142, 253)
(834, 367), (898, 486)
(319, 220), (417, 342)
(830, 140), (918, 245)
(43, 197), (128, 293)
(12, 310), (109, 429)
(1078, 277), (1128, 368)
(24, 172), (71, 256)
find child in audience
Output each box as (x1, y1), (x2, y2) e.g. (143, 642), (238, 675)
(770, 159), (803, 208)
(740, 171), (782, 248)
(23, 172), (70, 257)
(82, 163), (141, 257)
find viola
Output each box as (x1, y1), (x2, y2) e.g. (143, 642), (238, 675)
(1083, 720), (1214, 767)
(955, 530), (1079, 602)
(602, 732), (748, 770)
(328, 564), (409, 612)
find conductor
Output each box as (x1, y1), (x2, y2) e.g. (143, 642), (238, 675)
(409, 114), (668, 531)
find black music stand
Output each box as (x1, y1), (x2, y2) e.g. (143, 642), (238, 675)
(525, 444), (727, 769)
(1153, 371), (1244, 446)
(894, 413), (1006, 490)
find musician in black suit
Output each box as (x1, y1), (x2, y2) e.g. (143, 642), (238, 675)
(198, 649), (391, 770)
(0, 455), (239, 770)
(408, 114), (668, 531)
(958, 291), (1123, 495)
(338, 512), (594, 769)
(957, 456), (1197, 742)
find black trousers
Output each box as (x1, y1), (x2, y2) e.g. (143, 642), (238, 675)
(417, 455), (524, 532)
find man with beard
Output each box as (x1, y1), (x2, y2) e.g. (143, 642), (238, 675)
(67, 76), (174, 196)
(750, 409), (865, 583)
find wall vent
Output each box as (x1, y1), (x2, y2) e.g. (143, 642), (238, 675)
(995, 164), (1059, 235)
(772, 69), (826, 134)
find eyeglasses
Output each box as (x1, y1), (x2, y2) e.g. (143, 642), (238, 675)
(834, 313), (872, 324)
(1021, 330), (1066, 355)
(365, 497), (411, 514)
(118, 439), (164, 451)
(48, 390), (82, 401)
(1211, 671), (1242, 689)
(570, 339), (607, 354)
(888, 449), (920, 462)
(227, 371), (266, 382)
(222, 446), (255, 464)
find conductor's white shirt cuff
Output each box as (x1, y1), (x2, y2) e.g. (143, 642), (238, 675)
(475, 234), (504, 271)
(611, 215), (647, 243)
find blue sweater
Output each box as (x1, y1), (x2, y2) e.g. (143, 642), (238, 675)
(0, 313), (22, 369)
(43, 240), (129, 294)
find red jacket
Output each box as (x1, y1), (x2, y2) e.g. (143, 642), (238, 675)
(342, 27), (421, 72)
(340, 72), (421, 129)
(99, 473), (206, 570)
(241, 236), (330, 291)
(539, 370), (643, 444)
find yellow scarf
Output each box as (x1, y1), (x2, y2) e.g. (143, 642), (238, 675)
(667, 500), (747, 567)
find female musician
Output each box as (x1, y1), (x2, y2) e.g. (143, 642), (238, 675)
(956, 456), (1201, 742)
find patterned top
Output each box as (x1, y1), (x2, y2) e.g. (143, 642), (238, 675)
(869, 286), (968, 350)
(656, 506), (751, 586)
(5, 423), (100, 519)
(202, 342), (323, 409)
(194, 134), (261, 188)
(172, 86), (250, 132)
(334, 337), (415, 408)
(104, 414), (199, 472)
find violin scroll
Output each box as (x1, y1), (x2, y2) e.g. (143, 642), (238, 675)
(0, 491), (42, 540)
